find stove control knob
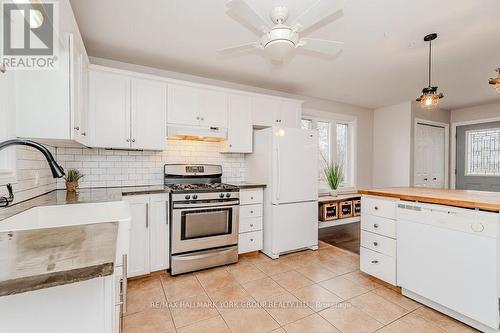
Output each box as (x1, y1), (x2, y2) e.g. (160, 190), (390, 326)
(226, 193), (231, 198)
(219, 193), (225, 198)
(185, 194), (191, 200)
(192, 194), (198, 199)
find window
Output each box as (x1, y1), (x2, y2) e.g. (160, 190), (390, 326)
(301, 116), (354, 190)
(466, 128), (500, 176)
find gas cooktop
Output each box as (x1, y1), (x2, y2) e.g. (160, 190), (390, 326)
(165, 183), (239, 193)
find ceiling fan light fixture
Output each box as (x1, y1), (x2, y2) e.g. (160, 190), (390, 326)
(416, 33), (444, 110)
(489, 68), (500, 94)
(264, 39), (295, 61)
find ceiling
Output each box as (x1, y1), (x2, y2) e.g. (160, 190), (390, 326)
(69, 0), (500, 110)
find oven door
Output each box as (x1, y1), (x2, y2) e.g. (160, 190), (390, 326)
(171, 201), (239, 254)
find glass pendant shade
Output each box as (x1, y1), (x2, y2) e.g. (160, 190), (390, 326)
(489, 69), (500, 94)
(418, 92), (441, 109)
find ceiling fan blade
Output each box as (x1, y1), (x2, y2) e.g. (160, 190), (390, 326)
(292, 0), (344, 33)
(298, 38), (343, 55)
(226, 0), (270, 34)
(217, 42), (260, 55)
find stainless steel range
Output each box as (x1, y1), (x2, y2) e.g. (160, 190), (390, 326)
(165, 164), (239, 275)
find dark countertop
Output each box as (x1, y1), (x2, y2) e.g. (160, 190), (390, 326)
(0, 222), (118, 296)
(0, 186), (170, 222)
(227, 182), (267, 189)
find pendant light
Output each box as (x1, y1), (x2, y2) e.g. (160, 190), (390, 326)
(416, 33), (444, 110)
(489, 68), (500, 94)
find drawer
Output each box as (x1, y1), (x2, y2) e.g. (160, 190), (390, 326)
(362, 196), (398, 220)
(238, 231), (263, 254)
(360, 247), (397, 285)
(361, 230), (396, 257)
(239, 217), (263, 233)
(240, 189), (263, 205)
(240, 204), (263, 219)
(361, 214), (396, 238)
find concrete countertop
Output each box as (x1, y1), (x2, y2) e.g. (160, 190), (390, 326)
(227, 182), (267, 189)
(358, 187), (500, 212)
(0, 222), (118, 296)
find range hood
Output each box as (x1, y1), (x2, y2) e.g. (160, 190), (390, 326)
(167, 124), (227, 142)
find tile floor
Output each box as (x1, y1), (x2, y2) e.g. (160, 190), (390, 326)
(123, 241), (478, 333)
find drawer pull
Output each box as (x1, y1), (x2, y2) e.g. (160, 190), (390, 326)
(250, 196), (254, 200)
(374, 206), (379, 210)
(250, 224), (254, 227)
(371, 260), (379, 264)
(373, 224), (379, 228)
(373, 242), (378, 246)
(250, 238), (254, 242)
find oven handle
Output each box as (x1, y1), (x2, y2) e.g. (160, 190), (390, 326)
(173, 201), (239, 209)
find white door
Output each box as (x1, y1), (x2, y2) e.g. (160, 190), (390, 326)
(15, 34), (71, 140)
(251, 96), (279, 127)
(89, 70), (131, 149)
(124, 196), (150, 277)
(167, 84), (200, 126)
(277, 101), (301, 128)
(199, 89), (228, 128)
(272, 201), (318, 253)
(224, 94), (252, 153)
(414, 123), (446, 188)
(273, 128), (318, 204)
(149, 194), (170, 271)
(131, 79), (167, 150)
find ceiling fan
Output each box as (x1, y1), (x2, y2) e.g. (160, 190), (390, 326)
(218, 0), (344, 62)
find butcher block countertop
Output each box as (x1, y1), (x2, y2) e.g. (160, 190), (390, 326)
(358, 187), (500, 212)
(0, 222), (118, 296)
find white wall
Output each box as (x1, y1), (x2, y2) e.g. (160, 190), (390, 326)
(373, 102), (413, 187)
(450, 101), (500, 123)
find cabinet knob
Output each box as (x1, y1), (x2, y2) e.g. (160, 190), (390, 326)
(132, 139), (136, 143)
(373, 224), (379, 228)
(229, 144), (232, 148)
(196, 116), (200, 120)
(250, 196), (254, 200)
(373, 242), (378, 246)
(201, 117), (204, 121)
(0, 64), (6, 73)
(74, 126), (80, 131)
(250, 238), (254, 242)
(81, 132), (86, 136)
(250, 224), (254, 227)
(250, 210), (254, 214)
(371, 260), (379, 264)
(374, 206), (379, 210)
(126, 139), (130, 142)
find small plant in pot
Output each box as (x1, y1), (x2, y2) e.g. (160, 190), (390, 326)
(324, 163), (344, 197)
(64, 169), (84, 192)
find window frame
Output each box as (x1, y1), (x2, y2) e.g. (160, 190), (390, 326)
(301, 114), (356, 193)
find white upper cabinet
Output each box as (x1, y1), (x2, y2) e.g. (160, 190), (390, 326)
(89, 69), (167, 150)
(251, 97), (279, 127)
(251, 96), (302, 128)
(89, 70), (131, 149)
(199, 89), (228, 128)
(167, 84), (228, 128)
(167, 84), (200, 126)
(0, 68), (17, 185)
(70, 34), (90, 146)
(222, 94), (253, 153)
(131, 79), (167, 150)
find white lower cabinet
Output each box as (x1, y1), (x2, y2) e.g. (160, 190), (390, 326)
(360, 195), (399, 285)
(124, 194), (169, 277)
(238, 189), (264, 254)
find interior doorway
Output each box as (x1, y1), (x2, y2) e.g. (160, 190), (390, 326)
(456, 121), (500, 192)
(414, 120), (448, 188)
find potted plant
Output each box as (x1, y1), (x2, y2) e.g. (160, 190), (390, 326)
(324, 163), (344, 197)
(64, 169), (84, 192)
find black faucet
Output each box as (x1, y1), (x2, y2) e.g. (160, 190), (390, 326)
(0, 139), (65, 207)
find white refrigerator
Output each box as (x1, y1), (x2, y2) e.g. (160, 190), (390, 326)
(246, 127), (319, 258)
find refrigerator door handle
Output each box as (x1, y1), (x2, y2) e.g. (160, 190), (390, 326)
(275, 146), (280, 201)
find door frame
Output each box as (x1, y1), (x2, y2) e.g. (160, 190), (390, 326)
(451, 116), (500, 189)
(413, 118), (450, 188)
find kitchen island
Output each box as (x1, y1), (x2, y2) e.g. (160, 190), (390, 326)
(358, 187), (500, 333)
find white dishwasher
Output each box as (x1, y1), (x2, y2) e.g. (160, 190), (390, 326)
(397, 201), (500, 333)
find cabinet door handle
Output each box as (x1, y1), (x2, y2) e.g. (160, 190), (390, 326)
(122, 254), (128, 313)
(196, 116), (200, 120)
(146, 203), (149, 228)
(250, 224), (254, 227)
(201, 117), (204, 121)
(373, 242), (378, 246)
(81, 132), (86, 136)
(250, 238), (254, 242)
(166, 201), (169, 225)
(250, 196), (254, 200)
(250, 210), (254, 214)
(371, 260), (379, 264)
(229, 144), (232, 148)
(374, 206), (379, 210)
(74, 126), (80, 131)
(132, 139), (136, 143)
(0, 64), (6, 73)
(126, 139), (130, 142)
(373, 224), (379, 228)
